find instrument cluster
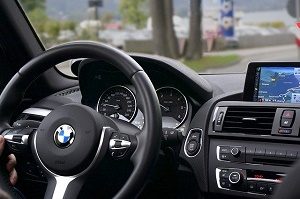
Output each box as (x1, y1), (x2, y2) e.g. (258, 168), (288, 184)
(96, 85), (189, 129)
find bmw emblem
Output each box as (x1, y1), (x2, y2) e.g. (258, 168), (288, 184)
(54, 124), (75, 148)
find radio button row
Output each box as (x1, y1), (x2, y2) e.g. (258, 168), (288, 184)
(246, 147), (298, 159)
(254, 148), (265, 156)
(275, 150), (286, 158)
(246, 147), (255, 155)
(286, 151), (298, 159)
(265, 149), (276, 157)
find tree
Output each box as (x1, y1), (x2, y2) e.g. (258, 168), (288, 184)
(101, 12), (114, 24)
(19, 0), (45, 12)
(27, 7), (48, 33)
(119, 0), (148, 29)
(44, 20), (60, 38)
(185, 0), (203, 60)
(150, 0), (170, 57)
(163, 0), (179, 58)
(61, 21), (76, 31)
(150, 0), (179, 58)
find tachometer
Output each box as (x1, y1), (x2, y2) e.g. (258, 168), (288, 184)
(97, 86), (137, 122)
(156, 87), (188, 128)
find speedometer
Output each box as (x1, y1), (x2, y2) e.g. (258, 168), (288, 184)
(97, 86), (137, 122)
(156, 87), (188, 128)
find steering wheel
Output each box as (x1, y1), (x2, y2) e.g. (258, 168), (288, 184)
(0, 41), (162, 199)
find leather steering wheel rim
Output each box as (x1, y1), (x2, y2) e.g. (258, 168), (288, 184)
(0, 41), (162, 198)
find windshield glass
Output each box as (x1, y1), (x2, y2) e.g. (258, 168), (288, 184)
(19, 0), (298, 75)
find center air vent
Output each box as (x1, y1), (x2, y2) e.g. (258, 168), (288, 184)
(222, 107), (276, 135)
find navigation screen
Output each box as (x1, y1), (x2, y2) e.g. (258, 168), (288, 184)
(253, 67), (300, 103)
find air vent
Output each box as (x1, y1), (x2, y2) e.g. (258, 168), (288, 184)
(222, 107), (276, 135)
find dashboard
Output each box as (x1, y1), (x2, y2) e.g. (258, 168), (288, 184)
(77, 57), (211, 137)
(12, 54), (300, 199)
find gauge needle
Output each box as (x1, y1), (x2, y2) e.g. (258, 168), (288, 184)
(160, 104), (170, 112)
(102, 103), (121, 109)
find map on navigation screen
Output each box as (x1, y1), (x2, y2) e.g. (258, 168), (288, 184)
(255, 67), (300, 103)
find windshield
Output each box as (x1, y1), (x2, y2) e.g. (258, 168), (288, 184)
(19, 0), (298, 75)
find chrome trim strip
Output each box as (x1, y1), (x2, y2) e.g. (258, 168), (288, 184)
(4, 134), (29, 145)
(247, 178), (282, 183)
(23, 108), (52, 117)
(156, 87), (189, 129)
(242, 117), (257, 121)
(184, 128), (203, 158)
(33, 126), (109, 199)
(52, 176), (75, 199)
(109, 139), (131, 149)
(96, 85), (137, 122)
(212, 107), (220, 123)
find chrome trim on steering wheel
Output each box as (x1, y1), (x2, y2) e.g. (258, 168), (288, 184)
(23, 108), (52, 117)
(33, 126), (110, 199)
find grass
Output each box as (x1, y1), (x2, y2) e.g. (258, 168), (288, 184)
(183, 54), (241, 72)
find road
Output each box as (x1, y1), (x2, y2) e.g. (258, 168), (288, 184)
(203, 44), (299, 74)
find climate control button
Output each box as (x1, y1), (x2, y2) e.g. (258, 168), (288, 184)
(229, 172), (242, 184)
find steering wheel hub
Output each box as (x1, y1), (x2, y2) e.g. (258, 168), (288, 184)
(35, 103), (104, 176)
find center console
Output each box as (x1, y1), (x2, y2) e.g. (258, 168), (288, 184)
(208, 102), (300, 198)
(206, 62), (300, 198)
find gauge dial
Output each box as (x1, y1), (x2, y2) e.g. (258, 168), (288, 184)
(97, 86), (137, 122)
(156, 87), (188, 128)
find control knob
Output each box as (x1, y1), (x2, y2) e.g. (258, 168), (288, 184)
(231, 147), (241, 157)
(228, 171), (242, 184)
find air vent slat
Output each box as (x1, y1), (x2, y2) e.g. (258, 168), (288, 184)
(221, 107), (276, 135)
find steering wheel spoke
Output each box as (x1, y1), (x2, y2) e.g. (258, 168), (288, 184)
(45, 175), (83, 199)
